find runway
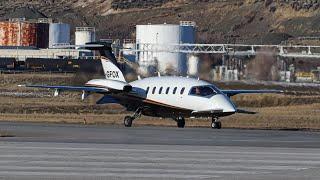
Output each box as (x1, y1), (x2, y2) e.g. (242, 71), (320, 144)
(1, 122), (320, 179)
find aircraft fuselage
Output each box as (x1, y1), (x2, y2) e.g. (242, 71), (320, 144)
(105, 76), (237, 119)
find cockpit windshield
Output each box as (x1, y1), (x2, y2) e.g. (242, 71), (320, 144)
(189, 86), (217, 97)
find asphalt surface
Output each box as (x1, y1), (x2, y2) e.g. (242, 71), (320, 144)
(1, 122), (320, 179)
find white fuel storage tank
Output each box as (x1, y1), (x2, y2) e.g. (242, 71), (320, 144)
(136, 21), (195, 75)
(49, 23), (70, 48)
(75, 27), (96, 46)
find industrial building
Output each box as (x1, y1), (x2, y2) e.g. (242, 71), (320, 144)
(0, 18), (97, 49)
(0, 18), (39, 47)
(0, 17), (319, 84)
(0, 47), (92, 61)
(0, 18), (99, 72)
(0, 18), (71, 49)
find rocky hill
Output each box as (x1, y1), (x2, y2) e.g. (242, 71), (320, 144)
(0, 0), (320, 44)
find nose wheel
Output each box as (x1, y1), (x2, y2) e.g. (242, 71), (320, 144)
(211, 117), (221, 129)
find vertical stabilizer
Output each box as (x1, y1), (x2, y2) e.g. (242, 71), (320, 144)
(101, 57), (126, 82)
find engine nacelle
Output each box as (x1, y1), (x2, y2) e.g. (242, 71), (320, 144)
(85, 79), (132, 92)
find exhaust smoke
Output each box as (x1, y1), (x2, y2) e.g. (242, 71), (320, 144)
(246, 49), (279, 81)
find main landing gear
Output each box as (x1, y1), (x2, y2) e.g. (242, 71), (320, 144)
(124, 108), (143, 127)
(124, 116), (134, 127)
(176, 117), (185, 128)
(211, 117), (221, 129)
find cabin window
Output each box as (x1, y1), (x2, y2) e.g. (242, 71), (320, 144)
(189, 86), (216, 97)
(159, 87), (163, 94)
(173, 87), (177, 94)
(152, 87), (156, 94)
(146, 87), (150, 94)
(166, 87), (170, 94)
(180, 87), (185, 95)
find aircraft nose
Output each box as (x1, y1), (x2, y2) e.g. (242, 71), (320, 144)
(212, 94), (236, 113)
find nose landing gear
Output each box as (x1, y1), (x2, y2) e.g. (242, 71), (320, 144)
(176, 117), (185, 128)
(211, 117), (221, 129)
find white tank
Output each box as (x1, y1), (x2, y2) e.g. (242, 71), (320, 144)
(136, 21), (195, 75)
(75, 27), (96, 46)
(49, 23), (70, 48)
(187, 54), (199, 76)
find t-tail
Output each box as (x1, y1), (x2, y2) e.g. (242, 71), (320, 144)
(84, 42), (126, 83)
(101, 57), (126, 82)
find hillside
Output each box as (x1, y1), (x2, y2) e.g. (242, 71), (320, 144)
(0, 0), (320, 44)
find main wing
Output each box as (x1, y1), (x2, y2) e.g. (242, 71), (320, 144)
(221, 89), (283, 97)
(18, 84), (109, 93)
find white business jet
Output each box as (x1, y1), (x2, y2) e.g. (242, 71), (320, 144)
(19, 43), (282, 129)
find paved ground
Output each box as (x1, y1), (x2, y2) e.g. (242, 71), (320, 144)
(1, 122), (320, 179)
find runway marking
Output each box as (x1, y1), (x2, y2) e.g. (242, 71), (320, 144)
(0, 163), (310, 171)
(1, 143), (320, 156)
(231, 139), (320, 143)
(0, 171), (219, 179)
(2, 149), (320, 158)
(0, 154), (319, 165)
(0, 167), (262, 175)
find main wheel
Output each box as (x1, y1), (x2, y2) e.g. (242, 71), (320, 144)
(211, 121), (221, 129)
(177, 117), (185, 128)
(124, 116), (133, 127)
